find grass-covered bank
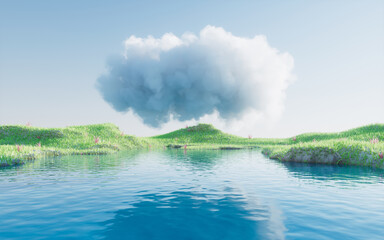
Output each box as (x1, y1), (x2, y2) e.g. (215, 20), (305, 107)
(0, 123), (383, 168)
(0, 123), (162, 167)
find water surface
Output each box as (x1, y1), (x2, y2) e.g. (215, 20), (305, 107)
(1, 150), (383, 239)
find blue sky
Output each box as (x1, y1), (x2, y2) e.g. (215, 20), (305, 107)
(0, 0), (383, 137)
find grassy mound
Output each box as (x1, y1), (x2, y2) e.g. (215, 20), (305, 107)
(261, 124), (384, 168)
(293, 124), (384, 142)
(154, 124), (240, 144)
(0, 123), (160, 167)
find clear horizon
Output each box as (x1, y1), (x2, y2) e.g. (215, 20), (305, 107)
(1, 0), (383, 138)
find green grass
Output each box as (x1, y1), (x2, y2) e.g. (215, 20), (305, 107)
(0, 123), (161, 167)
(0, 123), (383, 168)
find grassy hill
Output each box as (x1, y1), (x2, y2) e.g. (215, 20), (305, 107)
(0, 123), (383, 168)
(0, 123), (161, 167)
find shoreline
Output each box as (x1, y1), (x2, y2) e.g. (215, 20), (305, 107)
(1, 123), (383, 169)
(1, 145), (383, 169)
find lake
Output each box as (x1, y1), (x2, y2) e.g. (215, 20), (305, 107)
(0, 150), (383, 240)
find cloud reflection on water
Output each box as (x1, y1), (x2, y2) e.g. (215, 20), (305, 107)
(97, 190), (284, 240)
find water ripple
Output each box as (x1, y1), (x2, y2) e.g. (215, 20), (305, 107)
(0, 150), (383, 239)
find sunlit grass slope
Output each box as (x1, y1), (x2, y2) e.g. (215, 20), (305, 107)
(0, 123), (160, 167)
(259, 124), (384, 168)
(0, 123), (383, 168)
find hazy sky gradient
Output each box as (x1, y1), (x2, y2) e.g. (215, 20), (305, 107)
(0, 0), (383, 137)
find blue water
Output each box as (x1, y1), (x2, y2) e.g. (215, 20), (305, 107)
(1, 150), (383, 240)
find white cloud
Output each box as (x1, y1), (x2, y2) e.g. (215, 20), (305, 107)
(97, 25), (295, 135)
